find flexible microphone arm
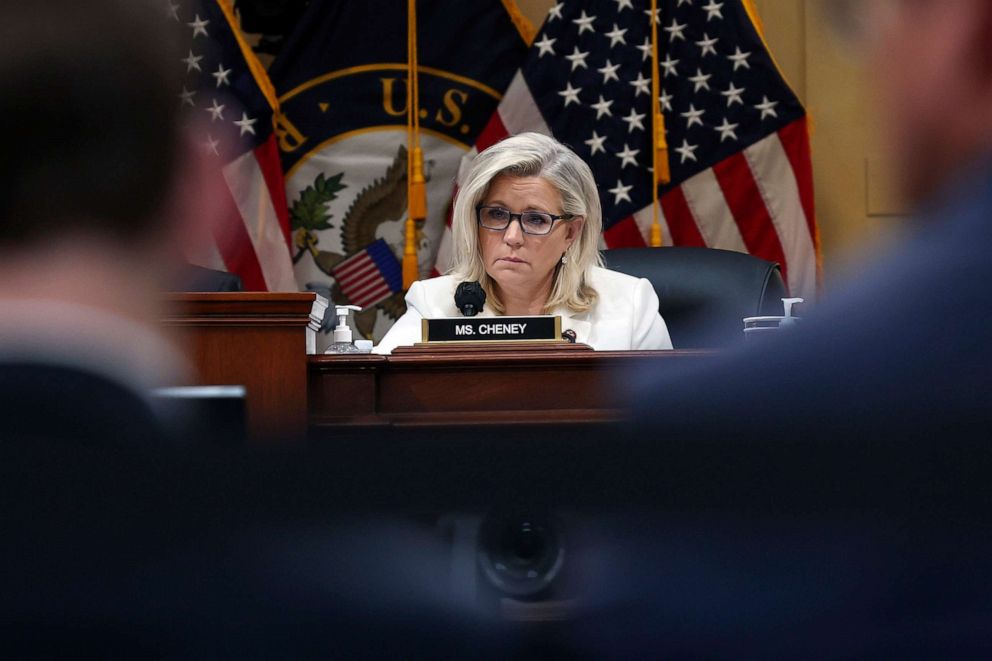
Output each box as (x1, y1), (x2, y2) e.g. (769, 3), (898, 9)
(454, 281), (486, 317)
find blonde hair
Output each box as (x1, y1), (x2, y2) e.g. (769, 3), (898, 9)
(449, 132), (603, 314)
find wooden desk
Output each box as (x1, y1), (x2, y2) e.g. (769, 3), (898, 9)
(166, 293), (714, 438)
(308, 344), (713, 431)
(164, 293), (315, 441)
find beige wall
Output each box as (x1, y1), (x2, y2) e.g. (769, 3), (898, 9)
(516, 0), (900, 284)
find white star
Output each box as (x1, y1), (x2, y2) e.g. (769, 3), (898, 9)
(558, 81), (582, 107)
(755, 95), (779, 119)
(696, 33), (719, 57)
(212, 63), (232, 87)
(166, 1), (180, 21)
(182, 50), (203, 73)
(677, 0), (694, 5)
(591, 95), (614, 119)
(644, 8), (660, 24)
(721, 82), (745, 106)
(688, 68), (712, 92)
(203, 134), (220, 156)
(535, 34), (556, 57)
(598, 59), (621, 84)
(681, 104), (705, 128)
(548, 2), (563, 21)
(614, 0), (634, 10)
(565, 46), (590, 71)
(675, 139), (698, 163)
(616, 143), (640, 169)
(703, 0), (724, 20)
(572, 10), (596, 34)
(660, 53), (679, 77)
(177, 86), (196, 106)
(637, 37), (653, 61)
(608, 179), (633, 205)
(714, 118), (739, 142)
(629, 72), (650, 96)
(728, 46), (751, 70)
(660, 91), (673, 112)
(605, 23), (627, 47)
(205, 98), (225, 122)
(622, 109), (646, 133)
(187, 14), (209, 38)
(585, 131), (607, 155)
(234, 112), (257, 136)
(664, 19), (687, 42)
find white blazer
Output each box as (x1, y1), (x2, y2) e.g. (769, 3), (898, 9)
(373, 266), (673, 354)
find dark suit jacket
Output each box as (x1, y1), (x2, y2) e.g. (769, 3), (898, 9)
(0, 363), (164, 445)
(593, 163), (992, 656)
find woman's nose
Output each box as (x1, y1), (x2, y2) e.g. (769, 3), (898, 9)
(503, 219), (525, 247)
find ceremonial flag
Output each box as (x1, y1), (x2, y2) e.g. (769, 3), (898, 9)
(268, 0), (532, 340)
(435, 0), (819, 300)
(173, 0), (297, 291)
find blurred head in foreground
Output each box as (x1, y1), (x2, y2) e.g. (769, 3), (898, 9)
(857, 0), (992, 203)
(0, 0), (217, 430)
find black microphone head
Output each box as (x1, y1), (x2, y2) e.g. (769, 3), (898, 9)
(454, 281), (486, 317)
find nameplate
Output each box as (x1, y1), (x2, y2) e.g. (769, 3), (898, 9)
(421, 316), (562, 344)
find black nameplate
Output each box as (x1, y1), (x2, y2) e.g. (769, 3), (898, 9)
(422, 316), (562, 343)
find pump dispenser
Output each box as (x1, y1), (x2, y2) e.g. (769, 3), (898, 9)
(780, 298), (804, 328)
(325, 304), (362, 354)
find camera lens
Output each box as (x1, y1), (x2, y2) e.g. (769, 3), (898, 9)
(477, 514), (564, 598)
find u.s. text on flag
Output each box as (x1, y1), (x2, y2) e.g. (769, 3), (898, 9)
(170, 0), (297, 292)
(435, 0), (818, 301)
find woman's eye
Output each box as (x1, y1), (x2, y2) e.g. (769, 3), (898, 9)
(488, 208), (509, 220)
(523, 213), (551, 226)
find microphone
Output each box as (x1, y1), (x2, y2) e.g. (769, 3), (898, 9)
(454, 281), (486, 317)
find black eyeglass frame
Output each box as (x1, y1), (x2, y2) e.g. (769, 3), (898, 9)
(475, 205), (575, 236)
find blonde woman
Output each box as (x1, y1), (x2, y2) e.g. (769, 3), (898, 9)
(374, 133), (672, 353)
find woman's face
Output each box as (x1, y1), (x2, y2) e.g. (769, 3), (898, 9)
(477, 175), (583, 296)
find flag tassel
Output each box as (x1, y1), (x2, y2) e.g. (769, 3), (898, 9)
(654, 112), (671, 186)
(408, 146), (427, 219)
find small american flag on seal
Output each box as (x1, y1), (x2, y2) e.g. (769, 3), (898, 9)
(330, 239), (403, 309)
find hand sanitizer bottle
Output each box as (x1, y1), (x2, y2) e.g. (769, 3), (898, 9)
(325, 305), (362, 354)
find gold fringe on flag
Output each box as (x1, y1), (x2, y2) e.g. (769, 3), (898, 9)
(403, 0), (426, 289)
(649, 0), (669, 247)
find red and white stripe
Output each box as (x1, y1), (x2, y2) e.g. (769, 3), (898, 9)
(434, 73), (819, 301)
(196, 134), (297, 292)
(332, 251), (393, 308)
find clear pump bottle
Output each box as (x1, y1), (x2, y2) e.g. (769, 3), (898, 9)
(325, 304), (362, 354)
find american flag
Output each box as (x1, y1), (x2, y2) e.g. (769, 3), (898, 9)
(434, 0), (818, 300)
(171, 0), (297, 291)
(331, 239), (403, 309)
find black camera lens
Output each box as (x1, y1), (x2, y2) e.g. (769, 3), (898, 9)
(477, 515), (564, 598)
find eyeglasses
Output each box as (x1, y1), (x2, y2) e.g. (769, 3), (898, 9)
(476, 205), (574, 236)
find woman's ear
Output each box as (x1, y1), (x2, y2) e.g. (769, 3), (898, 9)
(565, 217), (585, 246)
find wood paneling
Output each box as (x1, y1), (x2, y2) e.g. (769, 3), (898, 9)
(164, 293), (314, 442)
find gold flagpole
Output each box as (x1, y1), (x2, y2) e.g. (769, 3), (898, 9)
(649, 0), (670, 247)
(403, 0), (427, 288)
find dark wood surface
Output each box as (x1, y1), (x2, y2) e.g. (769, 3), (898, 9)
(309, 343), (714, 431)
(164, 294), (715, 439)
(164, 293), (315, 441)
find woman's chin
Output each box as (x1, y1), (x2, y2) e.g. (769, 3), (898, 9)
(490, 265), (534, 285)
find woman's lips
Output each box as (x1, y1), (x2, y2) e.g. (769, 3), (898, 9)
(498, 256), (526, 263)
